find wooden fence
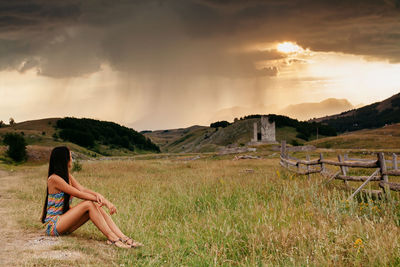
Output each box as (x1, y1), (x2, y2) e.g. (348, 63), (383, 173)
(279, 141), (400, 200)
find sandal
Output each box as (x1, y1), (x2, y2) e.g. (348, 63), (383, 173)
(122, 236), (144, 248)
(106, 238), (131, 249)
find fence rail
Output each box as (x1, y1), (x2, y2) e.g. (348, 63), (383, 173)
(279, 140), (399, 199)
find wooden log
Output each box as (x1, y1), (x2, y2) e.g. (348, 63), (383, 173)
(306, 154), (311, 179)
(393, 153), (398, 170)
(379, 181), (400, 192)
(336, 174), (381, 182)
(347, 168), (381, 200)
(384, 169), (400, 176)
(320, 159), (378, 168)
(280, 156), (298, 166)
(338, 155), (348, 186)
(378, 153), (390, 198)
(347, 157), (375, 162)
(296, 158), (321, 165)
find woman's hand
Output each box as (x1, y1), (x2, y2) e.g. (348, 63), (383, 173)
(94, 192), (106, 207)
(104, 199), (117, 215)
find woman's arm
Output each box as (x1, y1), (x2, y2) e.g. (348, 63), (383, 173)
(69, 175), (115, 213)
(70, 175), (105, 204)
(70, 174), (98, 195)
(49, 175), (98, 202)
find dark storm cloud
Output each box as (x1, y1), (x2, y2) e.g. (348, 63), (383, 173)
(0, 0), (399, 78)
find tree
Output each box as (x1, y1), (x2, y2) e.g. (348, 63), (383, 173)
(9, 117), (15, 126)
(0, 120), (4, 128)
(210, 120), (230, 128)
(3, 133), (27, 162)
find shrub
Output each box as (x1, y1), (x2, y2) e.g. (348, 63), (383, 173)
(72, 160), (82, 172)
(296, 133), (309, 141)
(290, 139), (302, 146)
(210, 120), (230, 128)
(3, 133), (27, 162)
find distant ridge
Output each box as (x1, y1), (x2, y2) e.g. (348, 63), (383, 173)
(210, 98), (355, 122)
(314, 92), (400, 132)
(280, 98), (354, 121)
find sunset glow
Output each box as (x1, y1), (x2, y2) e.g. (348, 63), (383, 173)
(277, 42), (303, 54)
(0, 1), (400, 129)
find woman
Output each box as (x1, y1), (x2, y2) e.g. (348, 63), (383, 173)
(41, 146), (142, 248)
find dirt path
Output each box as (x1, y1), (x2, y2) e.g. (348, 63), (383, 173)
(0, 169), (83, 265)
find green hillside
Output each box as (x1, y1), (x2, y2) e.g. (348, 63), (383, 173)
(56, 117), (159, 153)
(307, 123), (400, 150)
(145, 115), (336, 153)
(0, 117), (160, 161)
(318, 92), (400, 132)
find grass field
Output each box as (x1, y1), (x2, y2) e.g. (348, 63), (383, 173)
(8, 155), (400, 266)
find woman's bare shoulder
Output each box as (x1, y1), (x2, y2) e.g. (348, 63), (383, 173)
(48, 174), (64, 183)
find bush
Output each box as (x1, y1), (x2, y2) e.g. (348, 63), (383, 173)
(296, 133), (309, 141)
(290, 139), (302, 146)
(3, 133), (27, 162)
(72, 160), (82, 172)
(210, 120), (230, 128)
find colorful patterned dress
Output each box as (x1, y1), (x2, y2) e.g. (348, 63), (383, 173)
(44, 192), (72, 236)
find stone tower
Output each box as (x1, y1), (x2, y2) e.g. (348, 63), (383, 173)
(251, 115), (276, 143)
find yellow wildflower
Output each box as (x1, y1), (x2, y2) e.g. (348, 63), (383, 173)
(353, 238), (364, 248)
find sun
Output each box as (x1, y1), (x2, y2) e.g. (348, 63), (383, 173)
(277, 42), (303, 54)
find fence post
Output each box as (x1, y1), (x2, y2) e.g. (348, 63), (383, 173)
(338, 155), (348, 186)
(280, 140), (287, 167)
(320, 153), (325, 173)
(393, 153), (398, 170)
(344, 153), (349, 174)
(378, 153), (390, 199)
(306, 154), (311, 179)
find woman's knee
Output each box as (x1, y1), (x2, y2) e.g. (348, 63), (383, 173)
(82, 200), (96, 210)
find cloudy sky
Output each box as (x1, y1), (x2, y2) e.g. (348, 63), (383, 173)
(1, 0), (400, 130)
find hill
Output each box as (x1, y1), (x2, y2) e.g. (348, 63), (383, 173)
(144, 115), (337, 153)
(307, 123), (400, 150)
(280, 98), (354, 121)
(0, 117), (160, 161)
(314, 92), (400, 132)
(56, 117), (159, 153)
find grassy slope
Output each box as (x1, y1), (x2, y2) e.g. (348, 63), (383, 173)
(0, 118), (155, 161)
(145, 119), (316, 153)
(10, 156), (400, 266)
(308, 123), (400, 149)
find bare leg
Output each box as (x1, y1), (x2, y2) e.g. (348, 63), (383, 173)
(55, 200), (130, 248)
(65, 212), (89, 234)
(96, 204), (143, 247)
(95, 204), (125, 238)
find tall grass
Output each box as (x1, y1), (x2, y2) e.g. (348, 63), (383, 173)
(15, 158), (400, 266)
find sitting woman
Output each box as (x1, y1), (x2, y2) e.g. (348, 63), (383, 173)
(41, 146), (142, 248)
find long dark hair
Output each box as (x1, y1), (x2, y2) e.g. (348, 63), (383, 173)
(41, 146), (71, 223)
